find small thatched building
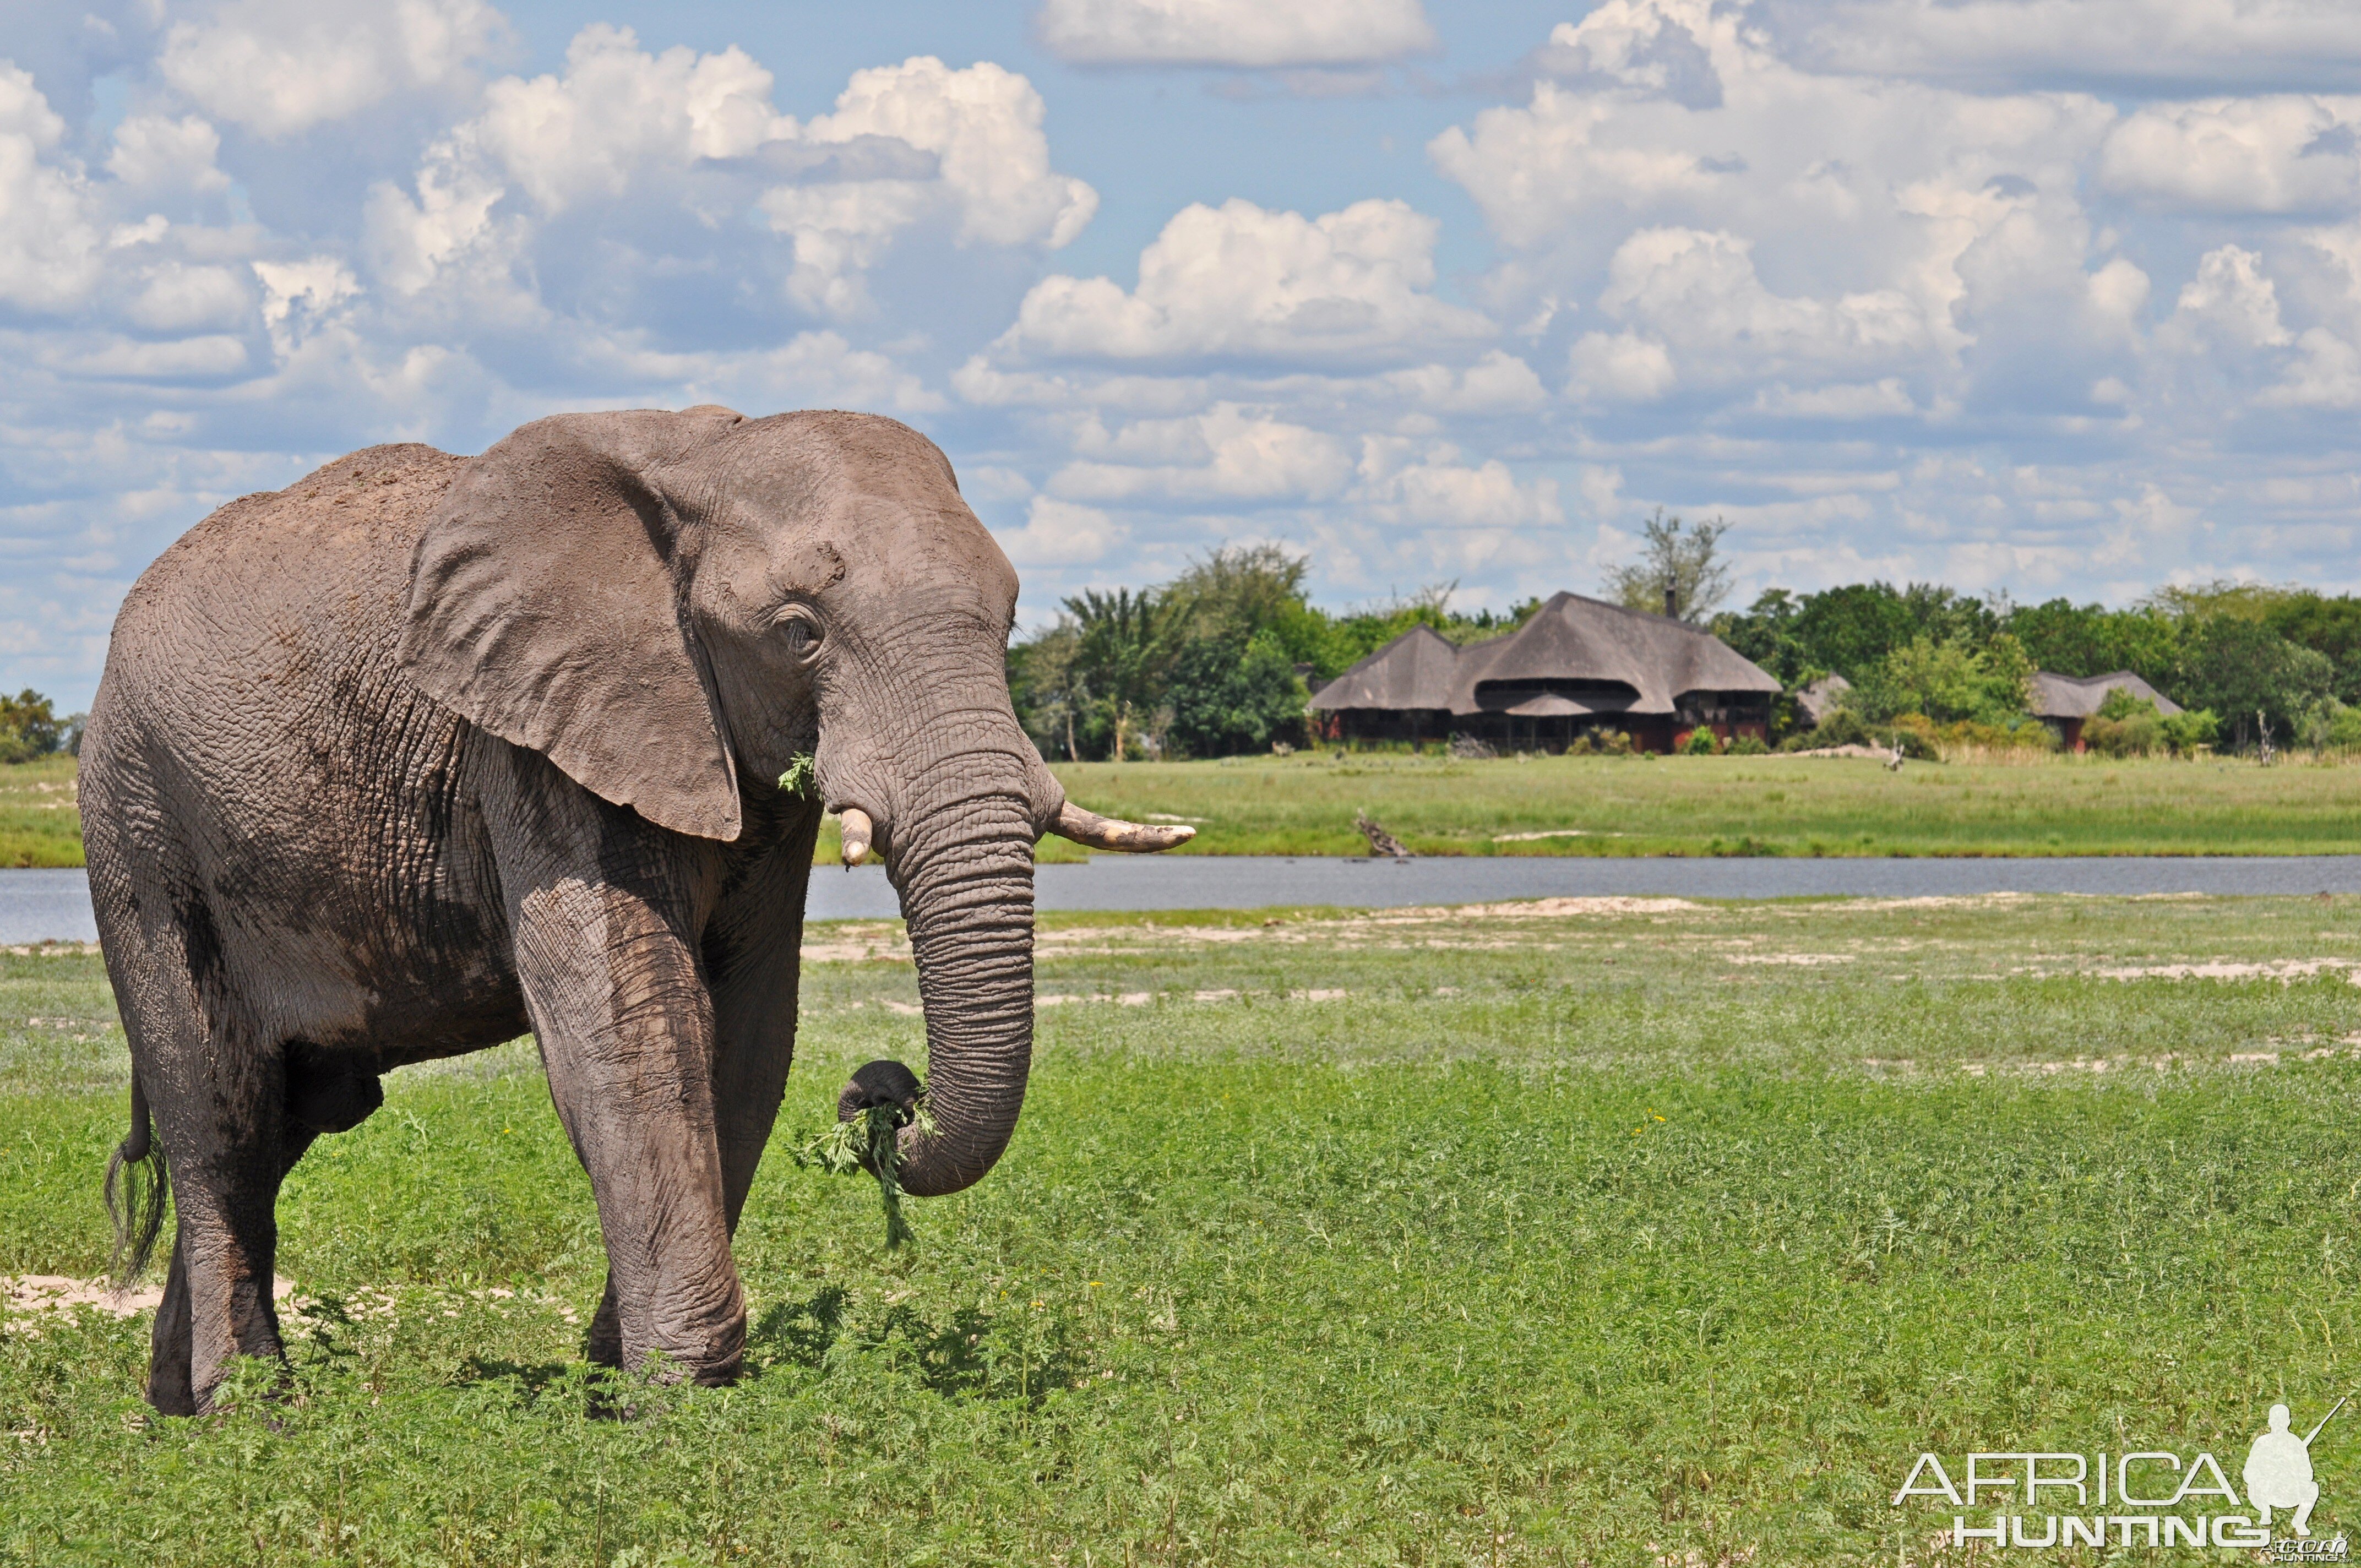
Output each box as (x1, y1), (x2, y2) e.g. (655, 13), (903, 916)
(1310, 592), (1781, 752)
(2028, 671), (2182, 752)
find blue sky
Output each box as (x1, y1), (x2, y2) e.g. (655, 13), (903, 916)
(4, 0), (2360, 709)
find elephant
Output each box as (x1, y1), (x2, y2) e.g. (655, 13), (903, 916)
(80, 405), (1190, 1415)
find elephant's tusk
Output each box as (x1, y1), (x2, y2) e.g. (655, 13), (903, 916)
(840, 807), (873, 866)
(1048, 800), (1196, 853)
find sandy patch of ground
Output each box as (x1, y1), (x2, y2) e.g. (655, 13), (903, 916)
(1492, 829), (1620, 842)
(1, 943), (102, 958)
(1727, 952), (1856, 966)
(1414, 897), (1699, 919)
(2091, 958), (2361, 983)
(3, 1275), (292, 1319)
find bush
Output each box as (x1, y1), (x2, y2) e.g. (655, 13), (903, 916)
(1727, 735), (1770, 756)
(1850, 634), (2032, 726)
(2302, 701), (2361, 753)
(2084, 712), (2161, 756)
(2161, 709), (2218, 755)
(1804, 710), (1873, 749)
(1679, 726), (1722, 755)
(1566, 734), (1595, 756)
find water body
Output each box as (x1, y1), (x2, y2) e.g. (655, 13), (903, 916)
(14, 856), (2361, 942)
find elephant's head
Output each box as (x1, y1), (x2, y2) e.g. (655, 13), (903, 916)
(399, 405), (1188, 1196)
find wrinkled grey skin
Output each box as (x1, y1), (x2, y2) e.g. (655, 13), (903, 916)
(83, 407), (1071, 1415)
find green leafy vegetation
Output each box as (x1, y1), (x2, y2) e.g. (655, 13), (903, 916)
(8, 896), (2361, 1562)
(792, 1101), (936, 1251)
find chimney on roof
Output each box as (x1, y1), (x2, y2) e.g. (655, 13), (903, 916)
(1663, 585), (1678, 618)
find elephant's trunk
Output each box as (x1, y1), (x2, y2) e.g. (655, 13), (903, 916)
(864, 780), (1038, 1198)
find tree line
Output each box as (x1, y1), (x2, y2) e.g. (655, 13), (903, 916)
(1710, 579), (2361, 751)
(1010, 515), (2361, 761)
(4, 538), (2357, 765)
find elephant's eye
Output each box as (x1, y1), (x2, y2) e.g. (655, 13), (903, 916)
(778, 607), (825, 664)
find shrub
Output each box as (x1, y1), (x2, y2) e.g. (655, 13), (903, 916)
(2095, 687), (2157, 722)
(2084, 712), (2161, 756)
(1566, 734), (1595, 756)
(1804, 710), (1873, 749)
(1680, 726), (1722, 755)
(1727, 735), (1770, 756)
(2161, 709), (2218, 755)
(2301, 700), (2361, 753)
(1850, 634), (2032, 726)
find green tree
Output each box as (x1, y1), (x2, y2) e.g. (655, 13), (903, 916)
(2175, 616), (2333, 750)
(1849, 634), (2032, 725)
(1603, 509), (1732, 622)
(0, 689), (64, 764)
(1068, 587), (1169, 760)
(1711, 589), (1805, 685)
(1008, 620), (1088, 762)
(1166, 630), (1307, 758)
(2003, 599), (2182, 689)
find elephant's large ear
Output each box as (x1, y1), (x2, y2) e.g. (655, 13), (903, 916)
(402, 408), (747, 841)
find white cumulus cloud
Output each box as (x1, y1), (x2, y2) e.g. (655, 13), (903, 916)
(1035, 0), (1433, 67)
(160, 0), (508, 136)
(2101, 97), (2361, 214)
(0, 64), (102, 312)
(1049, 405), (1354, 502)
(993, 496), (1125, 565)
(996, 198), (1491, 364)
(470, 24), (786, 211)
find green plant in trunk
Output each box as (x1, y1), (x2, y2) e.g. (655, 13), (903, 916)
(795, 1101), (940, 1250)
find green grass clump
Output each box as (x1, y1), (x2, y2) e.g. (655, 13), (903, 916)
(8, 897), (2361, 1561)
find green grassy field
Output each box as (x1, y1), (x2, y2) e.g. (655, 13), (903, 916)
(18, 750), (2361, 865)
(0, 755), (80, 868)
(1056, 752), (2361, 857)
(8, 894), (2361, 1562)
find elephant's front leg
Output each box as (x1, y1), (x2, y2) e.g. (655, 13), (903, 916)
(509, 868), (744, 1385)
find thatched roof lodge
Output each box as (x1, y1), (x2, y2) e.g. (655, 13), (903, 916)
(1310, 591), (1781, 752)
(2028, 670), (2182, 752)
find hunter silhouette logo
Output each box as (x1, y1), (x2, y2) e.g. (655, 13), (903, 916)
(1891, 1396), (2351, 1554)
(2248, 1398), (2341, 1538)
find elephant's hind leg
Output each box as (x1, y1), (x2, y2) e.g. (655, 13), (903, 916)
(104, 881), (297, 1413)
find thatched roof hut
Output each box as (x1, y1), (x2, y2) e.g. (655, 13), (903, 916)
(2028, 670), (2182, 751)
(1310, 592), (1780, 750)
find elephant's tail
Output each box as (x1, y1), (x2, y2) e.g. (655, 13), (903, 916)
(105, 1075), (169, 1285)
